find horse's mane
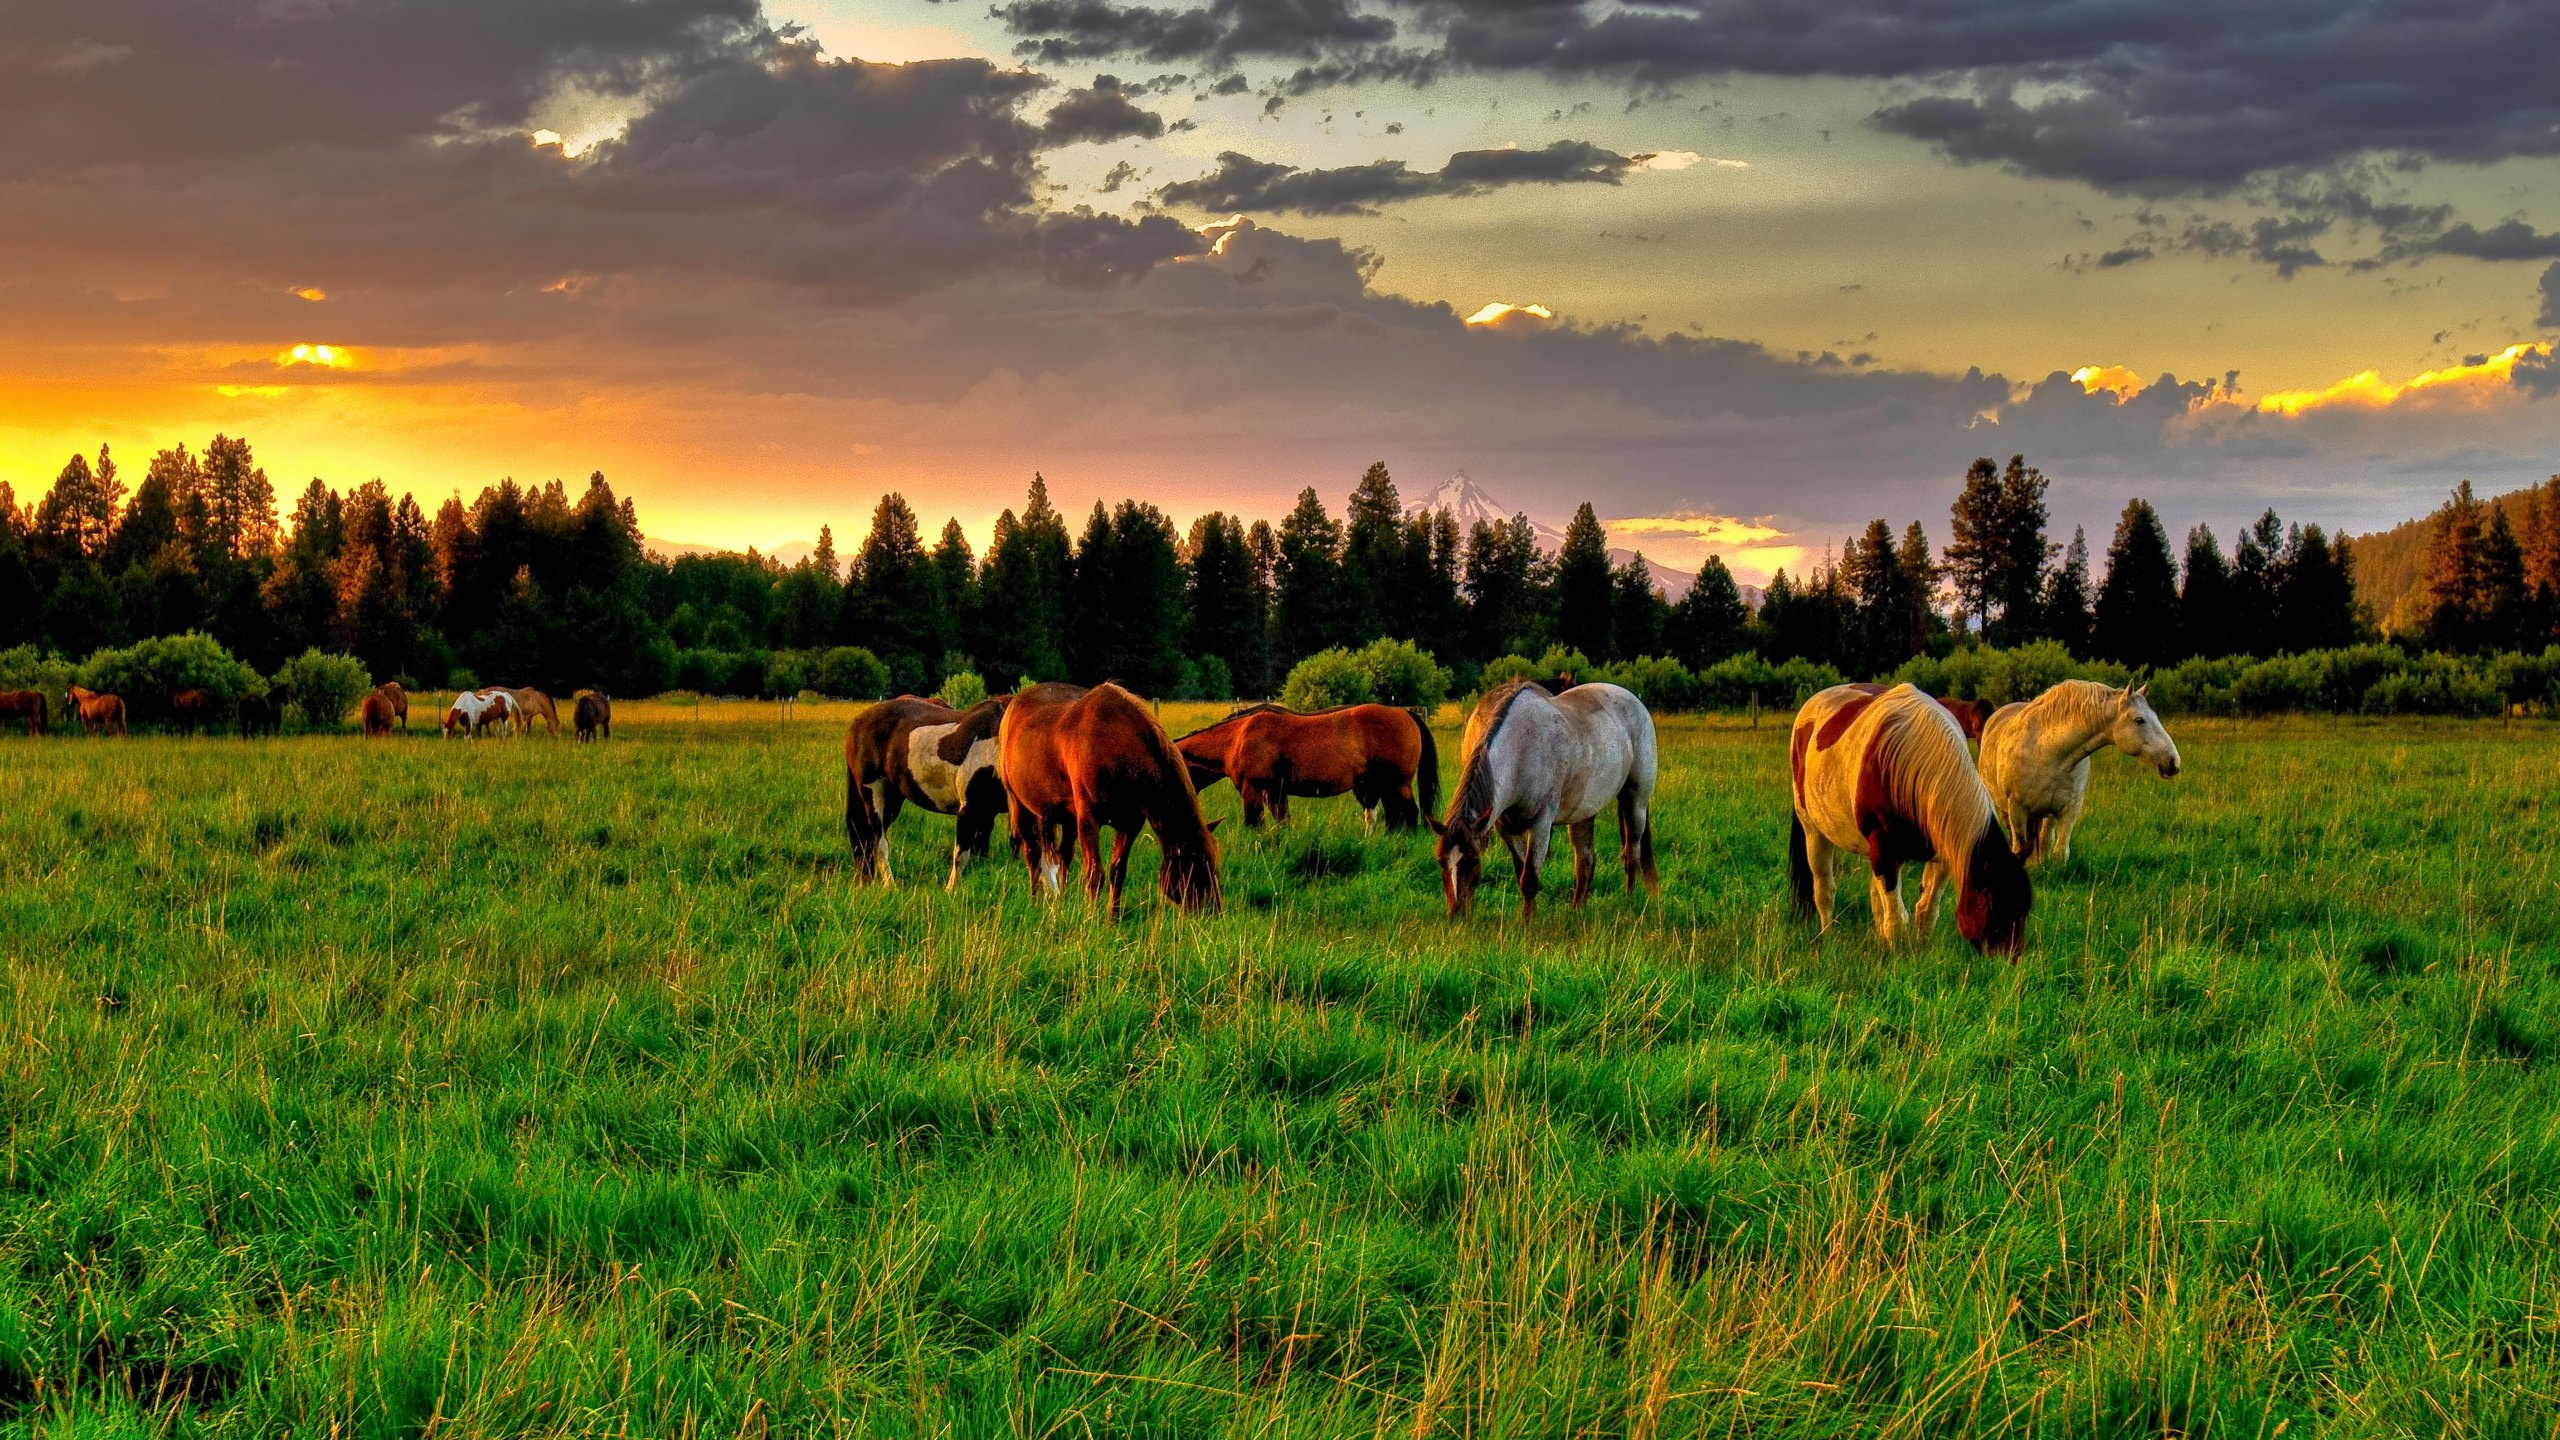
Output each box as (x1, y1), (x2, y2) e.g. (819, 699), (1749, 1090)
(2022, 678), (2122, 732)
(1864, 688), (1996, 860)
(1448, 680), (1539, 834)
(936, 694), (1010, 764)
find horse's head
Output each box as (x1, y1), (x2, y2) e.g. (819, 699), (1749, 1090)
(2111, 684), (2180, 778)
(1435, 819), (1487, 917)
(1958, 825), (2033, 957)
(1158, 829), (1222, 912)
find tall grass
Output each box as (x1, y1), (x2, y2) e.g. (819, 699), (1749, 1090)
(0, 700), (2552, 1435)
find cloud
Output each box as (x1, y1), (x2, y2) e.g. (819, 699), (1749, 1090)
(2543, 263), (2560, 330)
(994, 0), (1393, 67)
(1037, 75), (1167, 145)
(2251, 345), (2553, 417)
(1157, 139), (1642, 215)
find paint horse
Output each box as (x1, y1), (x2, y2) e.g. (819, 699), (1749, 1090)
(1978, 680), (2181, 864)
(1788, 683), (2030, 954)
(443, 689), (512, 738)
(66, 687), (126, 737)
(1436, 679), (1657, 918)
(0, 690), (45, 737)
(999, 682), (1220, 916)
(370, 682), (410, 732)
(573, 691), (612, 741)
(470, 687), (526, 735)
(509, 687), (561, 737)
(239, 691), (285, 738)
(1175, 703), (1440, 831)
(842, 694), (1013, 887)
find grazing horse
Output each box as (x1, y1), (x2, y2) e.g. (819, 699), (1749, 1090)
(1789, 683), (2030, 954)
(443, 689), (512, 738)
(239, 691), (284, 739)
(574, 690), (612, 741)
(1175, 703), (1440, 831)
(170, 687), (222, 736)
(843, 694), (1014, 887)
(1436, 679), (1657, 918)
(999, 682), (1220, 916)
(1844, 682), (1990, 741)
(66, 687), (126, 737)
(370, 682), (409, 732)
(509, 687), (561, 737)
(359, 689), (397, 738)
(470, 687), (525, 735)
(0, 690), (45, 737)
(1979, 680), (2181, 865)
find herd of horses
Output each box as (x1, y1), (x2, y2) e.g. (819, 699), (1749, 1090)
(841, 672), (2181, 949)
(0, 679), (616, 742)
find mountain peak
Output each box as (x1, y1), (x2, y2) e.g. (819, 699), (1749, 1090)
(1402, 473), (1701, 600)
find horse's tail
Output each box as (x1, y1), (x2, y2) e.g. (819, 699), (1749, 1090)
(1788, 811), (1816, 917)
(1409, 707), (1441, 830)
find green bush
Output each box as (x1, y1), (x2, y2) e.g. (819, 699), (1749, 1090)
(813, 646), (891, 701)
(936, 670), (990, 708)
(1280, 648), (1372, 708)
(0, 645), (78, 716)
(76, 634), (263, 723)
(273, 649), (372, 729)
(1281, 639), (1453, 711)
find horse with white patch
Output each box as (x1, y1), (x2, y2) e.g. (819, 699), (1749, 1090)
(1789, 683), (2031, 954)
(843, 694), (1013, 886)
(1978, 680), (2180, 864)
(1435, 679), (1657, 918)
(443, 689), (512, 739)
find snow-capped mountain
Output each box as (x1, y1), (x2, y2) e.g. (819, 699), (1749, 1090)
(1402, 472), (1703, 602)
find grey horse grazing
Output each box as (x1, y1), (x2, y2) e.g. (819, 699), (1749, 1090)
(1978, 680), (2181, 864)
(1436, 679), (1658, 917)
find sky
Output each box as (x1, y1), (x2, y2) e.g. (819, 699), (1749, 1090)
(3, 0), (2557, 582)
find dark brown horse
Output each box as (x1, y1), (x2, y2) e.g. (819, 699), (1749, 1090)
(1000, 682), (1219, 916)
(573, 690), (611, 741)
(0, 690), (45, 737)
(239, 691), (284, 738)
(359, 689), (396, 738)
(170, 688), (222, 735)
(370, 682), (409, 732)
(843, 694), (1013, 886)
(1175, 703), (1440, 831)
(66, 687), (126, 737)
(1846, 682), (1989, 741)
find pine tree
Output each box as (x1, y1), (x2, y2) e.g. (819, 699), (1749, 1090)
(1340, 461), (1407, 643)
(1840, 519), (1909, 676)
(1184, 512), (1261, 699)
(1668, 556), (1751, 668)
(2092, 499), (2181, 667)
(974, 476), (1072, 683)
(2180, 525), (2235, 658)
(31, 450), (124, 566)
(199, 434), (277, 561)
(2422, 482), (2489, 653)
(1554, 502), (1613, 661)
(1068, 501), (1117, 683)
(1894, 522), (1940, 660)
(1420, 507), (1465, 664)
(2478, 507), (2527, 652)
(1101, 501), (1187, 694)
(842, 492), (941, 690)
(1246, 519), (1279, 693)
(2044, 526), (2093, 656)
(2229, 509), (2285, 656)
(1274, 487), (1343, 665)
(1463, 514), (1543, 660)
(1609, 555), (1667, 661)
(811, 524), (839, 585)
(2519, 477), (2560, 649)
(929, 518), (975, 673)
(2275, 523), (2359, 652)
(1943, 457), (2003, 636)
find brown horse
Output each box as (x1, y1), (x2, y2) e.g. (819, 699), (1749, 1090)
(574, 690), (611, 741)
(509, 687), (561, 737)
(66, 687), (126, 737)
(0, 690), (45, 737)
(359, 689), (397, 738)
(843, 694), (1013, 886)
(238, 691), (284, 738)
(1846, 682), (1989, 741)
(370, 682), (409, 732)
(999, 682), (1219, 916)
(170, 687), (222, 735)
(1175, 703), (1440, 831)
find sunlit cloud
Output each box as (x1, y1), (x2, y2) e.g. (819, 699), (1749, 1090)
(277, 343), (353, 369)
(2252, 344), (2551, 416)
(2070, 364), (2146, 401)
(1605, 512), (1802, 584)
(1462, 301), (1553, 331)
(1630, 151), (1745, 171)
(291, 286), (328, 303)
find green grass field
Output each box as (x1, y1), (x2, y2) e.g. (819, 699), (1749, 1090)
(0, 699), (2554, 1437)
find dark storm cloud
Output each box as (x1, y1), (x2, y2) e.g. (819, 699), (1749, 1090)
(1038, 76), (1168, 144)
(994, 0), (1392, 66)
(2405, 221), (2560, 263)
(1158, 139), (1635, 215)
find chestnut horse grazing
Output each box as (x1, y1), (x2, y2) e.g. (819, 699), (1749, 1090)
(1176, 703), (1440, 831)
(509, 687), (561, 737)
(359, 689), (397, 738)
(66, 687), (126, 737)
(1436, 680), (1657, 918)
(0, 690), (45, 737)
(843, 694), (1014, 887)
(1789, 683), (2030, 955)
(238, 691), (284, 738)
(370, 682), (409, 732)
(1000, 682), (1219, 916)
(574, 690), (611, 741)
(170, 687), (222, 736)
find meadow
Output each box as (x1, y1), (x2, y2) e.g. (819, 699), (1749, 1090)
(0, 698), (2554, 1437)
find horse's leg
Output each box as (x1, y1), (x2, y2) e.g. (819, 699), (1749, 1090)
(1107, 829), (1136, 919)
(1518, 819), (1553, 918)
(1077, 816), (1108, 902)
(1568, 818), (1597, 907)
(1912, 862), (1946, 936)
(1868, 870), (1904, 947)
(1805, 831), (1838, 932)
(871, 784), (901, 886)
(1616, 791), (1658, 895)
(1241, 781), (1266, 829)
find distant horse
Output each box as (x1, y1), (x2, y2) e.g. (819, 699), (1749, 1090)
(1175, 703), (1440, 831)
(370, 682), (409, 732)
(238, 691), (284, 739)
(1979, 680), (2181, 865)
(170, 687), (222, 736)
(66, 687), (126, 737)
(1789, 683), (2030, 954)
(509, 687), (561, 737)
(359, 689), (397, 738)
(574, 690), (612, 741)
(470, 687), (524, 735)
(843, 694), (1013, 887)
(0, 690), (45, 737)
(1436, 679), (1657, 918)
(443, 689), (511, 738)
(1844, 682), (1989, 741)
(1000, 682), (1220, 916)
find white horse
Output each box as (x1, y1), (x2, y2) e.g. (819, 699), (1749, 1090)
(1436, 680), (1657, 917)
(1978, 680), (2181, 864)
(1790, 683), (2030, 953)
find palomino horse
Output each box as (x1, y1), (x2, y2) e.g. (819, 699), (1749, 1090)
(1175, 703), (1440, 831)
(1000, 682), (1220, 916)
(573, 691), (611, 741)
(509, 688), (561, 737)
(443, 689), (512, 738)
(370, 682), (409, 732)
(0, 690), (45, 737)
(66, 687), (126, 737)
(1844, 682), (1990, 740)
(1978, 680), (2181, 864)
(843, 694), (1013, 888)
(238, 691), (284, 738)
(359, 689), (398, 738)
(170, 687), (223, 736)
(1436, 679), (1657, 918)
(1789, 683), (2030, 954)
